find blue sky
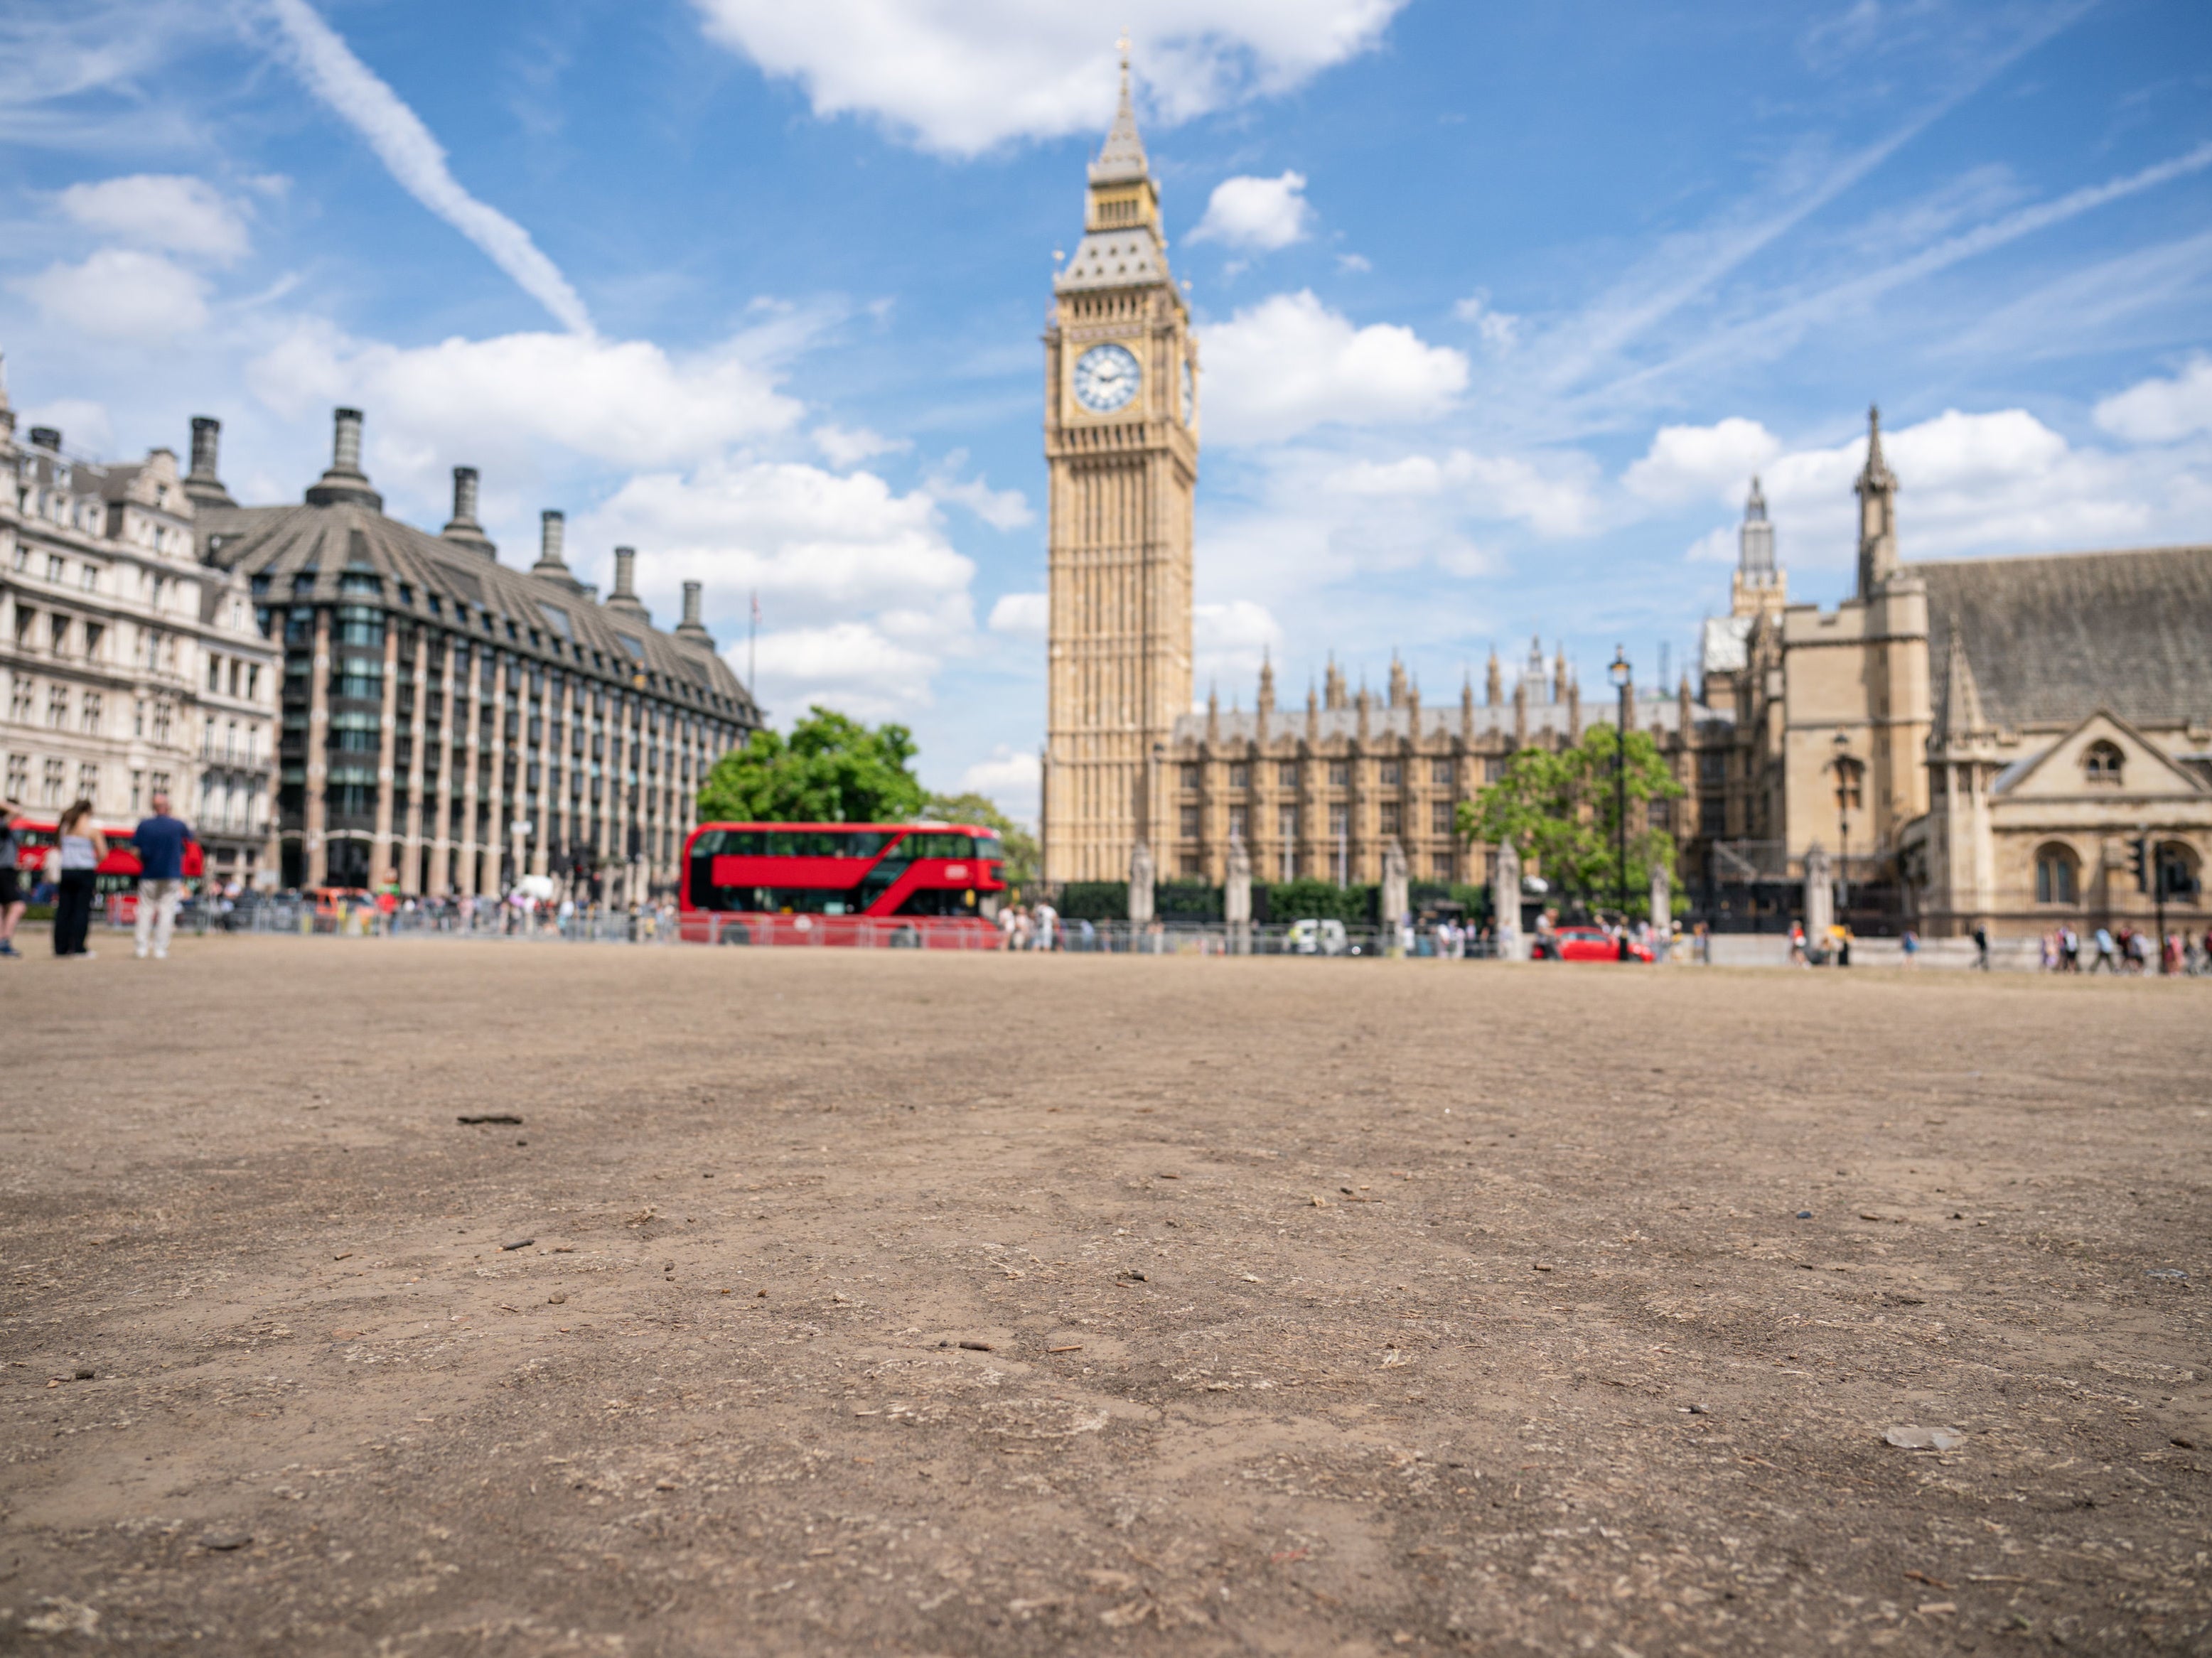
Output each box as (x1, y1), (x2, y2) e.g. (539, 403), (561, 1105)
(4, 0), (2209, 821)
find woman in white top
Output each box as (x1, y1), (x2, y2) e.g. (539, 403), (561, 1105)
(50, 799), (109, 958)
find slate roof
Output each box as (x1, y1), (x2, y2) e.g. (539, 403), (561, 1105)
(1918, 544), (2212, 732)
(196, 497), (758, 724)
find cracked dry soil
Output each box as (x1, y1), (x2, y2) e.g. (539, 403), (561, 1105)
(2, 940), (2208, 1656)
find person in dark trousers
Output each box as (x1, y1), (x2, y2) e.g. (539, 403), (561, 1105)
(50, 800), (108, 958)
(130, 789), (191, 960)
(1972, 922), (1990, 971)
(0, 800), (26, 958)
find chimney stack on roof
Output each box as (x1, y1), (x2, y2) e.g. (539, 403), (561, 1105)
(440, 465), (495, 557)
(183, 416), (237, 510)
(531, 508), (587, 593)
(605, 545), (650, 621)
(675, 579), (714, 649)
(305, 406), (383, 511)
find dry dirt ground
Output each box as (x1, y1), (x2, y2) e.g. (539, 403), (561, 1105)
(2, 941), (2209, 1657)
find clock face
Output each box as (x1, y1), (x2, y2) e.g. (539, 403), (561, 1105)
(1180, 357), (1195, 426)
(1073, 343), (1141, 414)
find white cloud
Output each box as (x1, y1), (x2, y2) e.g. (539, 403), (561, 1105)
(1684, 524), (1737, 564)
(1622, 417), (1781, 505)
(691, 0), (1408, 156)
(1451, 292), (1520, 350)
(812, 421), (911, 467)
(263, 0), (592, 333)
(1190, 171), (1313, 252)
(1194, 598), (1284, 696)
(580, 453), (977, 725)
(55, 174), (250, 264)
(18, 399), (113, 456)
(987, 592), (1050, 638)
(1751, 405), (2210, 564)
(1336, 252), (1371, 274)
(924, 450), (1034, 530)
(2093, 356), (2212, 445)
(741, 622), (943, 723)
(245, 321), (800, 485)
(957, 746), (1041, 826)
(1324, 448), (1596, 536)
(12, 248), (209, 345)
(1203, 290), (1466, 445)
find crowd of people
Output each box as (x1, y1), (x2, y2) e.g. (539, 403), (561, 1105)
(2036, 921), (2212, 974)
(0, 792), (191, 962)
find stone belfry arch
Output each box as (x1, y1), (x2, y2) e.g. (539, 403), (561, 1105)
(1040, 43), (1198, 883)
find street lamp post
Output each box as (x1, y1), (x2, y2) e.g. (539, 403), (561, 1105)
(1609, 646), (1631, 957)
(1830, 731), (1855, 921)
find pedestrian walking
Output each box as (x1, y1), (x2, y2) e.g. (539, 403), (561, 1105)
(129, 788), (191, 960)
(50, 800), (108, 958)
(0, 800), (27, 959)
(1972, 923), (1990, 971)
(2091, 925), (2116, 973)
(1900, 927), (1918, 968)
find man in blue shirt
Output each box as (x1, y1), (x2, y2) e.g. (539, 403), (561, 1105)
(131, 790), (191, 961)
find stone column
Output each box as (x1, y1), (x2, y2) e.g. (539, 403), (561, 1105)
(479, 654), (508, 895)
(1493, 839), (1523, 962)
(1129, 839), (1155, 925)
(530, 669), (553, 878)
(1804, 841), (1835, 950)
(455, 648), (480, 897)
(306, 608), (331, 887)
(402, 626), (428, 893)
(370, 618), (400, 887)
(429, 639), (456, 895)
(1382, 837), (1409, 955)
(1225, 835), (1252, 954)
(1650, 861), (1672, 962)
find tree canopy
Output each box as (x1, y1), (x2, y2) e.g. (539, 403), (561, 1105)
(1455, 725), (1685, 913)
(697, 706), (928, 824)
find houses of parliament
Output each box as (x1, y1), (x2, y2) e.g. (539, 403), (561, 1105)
(1037, 64), (2211, 937)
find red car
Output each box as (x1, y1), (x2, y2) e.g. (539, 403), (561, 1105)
(1553, 925), (1653, 963)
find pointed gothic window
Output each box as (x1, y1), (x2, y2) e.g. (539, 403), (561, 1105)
(2082, 741), (2124, 785)
(2034, 844), (2079, 905)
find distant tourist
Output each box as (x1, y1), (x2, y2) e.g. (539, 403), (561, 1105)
(1900, 927), (1918, 969)
(0, 801), (27, 959)
(50, 800), (108, 959)
(2091, 925), (2117, 973)
(130, 789), (191, 961)
(1972, 923), (1990, 971)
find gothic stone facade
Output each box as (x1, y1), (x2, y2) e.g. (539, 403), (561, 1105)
(1161, 651), (1721, 892)
(195, 407), (758, 899)
(1040, 52), (1200, 883)
(1702, 409), (2211, 938)
(1, 374), (279, 881)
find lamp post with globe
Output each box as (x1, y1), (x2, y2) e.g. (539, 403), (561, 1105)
(1609, 646), (1631, 957)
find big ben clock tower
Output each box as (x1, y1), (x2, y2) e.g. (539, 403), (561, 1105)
(1041, 45), (1199, 884)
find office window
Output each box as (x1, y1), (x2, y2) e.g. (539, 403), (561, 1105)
(1179, 805), (1200, 838)
(1328, 761), (1349, 787)
(80, 693), (102, 735)
(1278, 761), (1298, 787)
(1432, 800), (1454, 835)
(1432, 758), (1453, 785)
(1380, 802), (1400, 836)
(42, 758), (66, 804)
(1228, 763), (1249, 788)
(1181, 764), (1201, 790)
(1380, 760), (1400, 786)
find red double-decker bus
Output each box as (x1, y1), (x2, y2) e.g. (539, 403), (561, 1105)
(680, 822), (1008, 946)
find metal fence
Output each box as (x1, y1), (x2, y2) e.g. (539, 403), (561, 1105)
(109, 897), (1507, 957)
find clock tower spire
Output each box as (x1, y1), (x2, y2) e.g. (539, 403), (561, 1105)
(1041, 44), (1200, 884)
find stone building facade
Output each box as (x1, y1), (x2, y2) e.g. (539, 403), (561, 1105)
(0, 365), (279, 883)
(194, 407), (758, 899)
(1159, 648), (1720, 893)
(1701, 407), (2211, 938)
(1039, 48), (1201, 883)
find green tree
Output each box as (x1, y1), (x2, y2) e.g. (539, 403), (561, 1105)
(696, 706), (927, 824)
(1456, 725), (1685, 913)
(923, 791), (1040, 888)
